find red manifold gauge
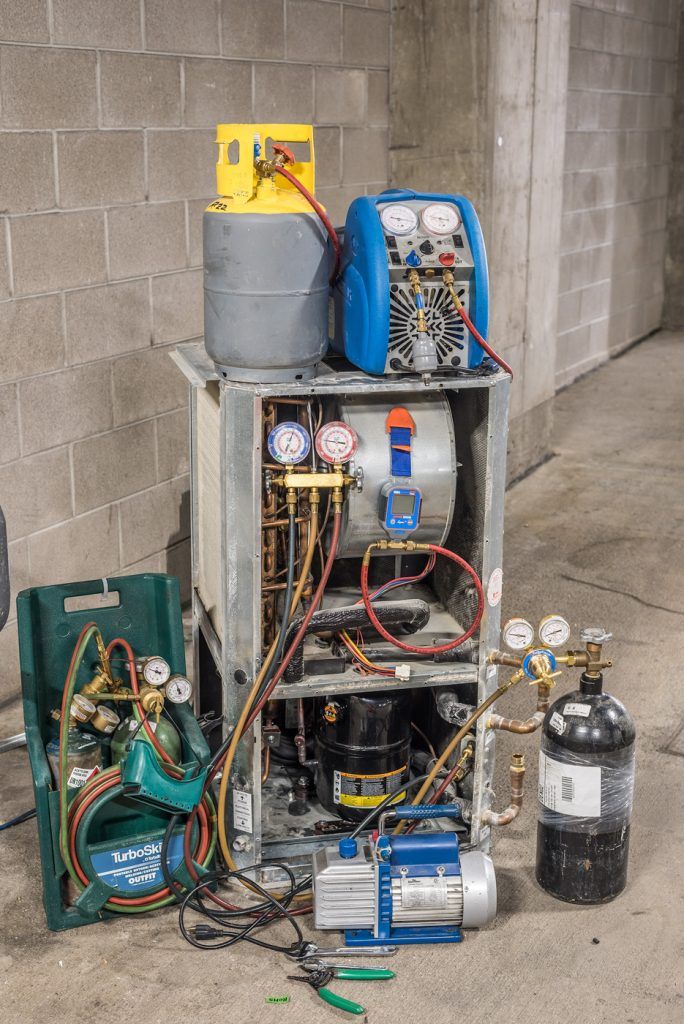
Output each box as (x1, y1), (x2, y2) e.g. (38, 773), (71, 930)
(315, 421), (358, 465)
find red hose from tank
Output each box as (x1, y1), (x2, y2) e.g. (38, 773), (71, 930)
(274, 164), (341, 284)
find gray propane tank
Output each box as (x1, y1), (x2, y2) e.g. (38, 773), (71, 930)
(202, 124), (331, 383)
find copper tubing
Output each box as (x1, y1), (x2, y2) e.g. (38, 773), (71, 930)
(261, 745), (271, 784)
(481, 753), (525, 827)
(486, 682), (551, 734)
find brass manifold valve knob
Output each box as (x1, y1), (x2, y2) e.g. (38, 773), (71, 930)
(270, 467), (357, 513)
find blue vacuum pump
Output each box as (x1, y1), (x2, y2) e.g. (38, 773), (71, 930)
(312, 804), (496, 946)
(331, 189), (490, 377)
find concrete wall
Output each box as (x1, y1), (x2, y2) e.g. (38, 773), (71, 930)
(664, 0), (684, 327)
(0, 0), (390, 706)
(391, 0), (570, 480)
(557, 0), (680, 388)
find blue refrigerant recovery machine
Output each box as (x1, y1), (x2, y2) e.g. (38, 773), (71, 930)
(331, 189), (490, 378)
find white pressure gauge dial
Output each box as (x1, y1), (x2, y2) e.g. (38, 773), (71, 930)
(140, 656), (171, 687)
(538, 615), (571, 649)
(380, 204), (419, 236)
(166, 674), (193, 704)
(502, 617), (535, 651)
(421, 203), (461, 235)
(267, 422), (311, 465)
(315, 422), (358, 465)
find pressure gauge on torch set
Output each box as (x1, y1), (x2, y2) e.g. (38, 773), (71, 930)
(315, 422), (358, 465)
(267, 421), (311, 466)
(139, 656), (171, 687)
(165, 674), (193, 705)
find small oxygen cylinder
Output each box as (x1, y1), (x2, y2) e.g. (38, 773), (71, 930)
(110, 715), (182, 765)
(536, 649), (636, 903)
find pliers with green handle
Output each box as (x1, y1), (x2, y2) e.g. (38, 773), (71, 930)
(288, 965), (395, 1016)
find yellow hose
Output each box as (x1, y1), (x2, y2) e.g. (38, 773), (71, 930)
(393, 671), (524, 833)
(217, 505), (319, 870)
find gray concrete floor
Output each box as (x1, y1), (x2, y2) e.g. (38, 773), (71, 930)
(1, 331), (683, 1024)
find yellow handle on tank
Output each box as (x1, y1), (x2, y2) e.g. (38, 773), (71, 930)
(213, 123), (316, 213)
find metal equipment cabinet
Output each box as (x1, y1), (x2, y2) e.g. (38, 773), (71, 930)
(173, 343), (510, 876)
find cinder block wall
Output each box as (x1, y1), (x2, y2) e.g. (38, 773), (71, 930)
(556, 0), (680, 388)
(0, 0), (390, 707)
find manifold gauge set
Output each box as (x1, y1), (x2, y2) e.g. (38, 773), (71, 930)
(19, 123), (635, 1020)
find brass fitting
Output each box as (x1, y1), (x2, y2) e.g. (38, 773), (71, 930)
(138, 685), (165, 716)
(487, 683), (549, 734)
(407, 269), (428, 333)
(481, 753), (525, 827)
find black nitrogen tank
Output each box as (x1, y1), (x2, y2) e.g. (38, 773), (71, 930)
(536, 669), (635, 903)
(315, 691), (412, 822)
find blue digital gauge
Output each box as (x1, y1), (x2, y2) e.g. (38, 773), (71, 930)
(380, 484), (422, 538)
(267, 422), (311, 465)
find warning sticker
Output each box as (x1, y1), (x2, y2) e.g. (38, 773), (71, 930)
(487, 567), (503, 607)
(549, 711), (566, 735)
(333, 765), (408, 808)
(66, 766), (99, 789)
(233, 789), (253, 833)
(564, 702), (591, 718)
(538, 751), (601, 817)
(400, 876), (448, 911)
(90, 833), (184, 893)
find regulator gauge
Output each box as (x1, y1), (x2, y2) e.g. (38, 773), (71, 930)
(315, 421), (358, 465)
(140, 656), (171, 687)
(502, 617), (535, 651)
(166, 674), (193, 705)
(421, 202), (461, 236)
(380, 204), (419, 237)
(267, 421), (311, 465)
(538, 614), (571, 649)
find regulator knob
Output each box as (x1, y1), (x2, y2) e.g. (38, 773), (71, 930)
(580, 627), (612, 645)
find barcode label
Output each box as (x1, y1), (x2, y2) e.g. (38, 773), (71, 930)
(561, 776), (574, 802)
(538, 751), (601, 817)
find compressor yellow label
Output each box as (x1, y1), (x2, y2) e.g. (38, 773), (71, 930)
(333, 765), (408, 808)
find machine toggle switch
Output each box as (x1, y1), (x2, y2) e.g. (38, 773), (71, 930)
(439, 252), (456, 267)
(405, 250), (422, 268)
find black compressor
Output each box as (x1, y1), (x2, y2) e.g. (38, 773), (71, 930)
(314, 691), (411, 822)
(536, 628), (636, 903)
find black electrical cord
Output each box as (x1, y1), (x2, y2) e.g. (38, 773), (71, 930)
(178, 863), (308, 953)
(0, 808), (36, 832)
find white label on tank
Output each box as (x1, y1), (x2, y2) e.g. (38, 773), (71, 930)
(67, 766), (98, 788)
(487, 568), (503, 607)
(233, 790), (253, 834)
(564, 702), (591, 717)
(400, 876), (448, 910)
(549, 711), (565, 735)
(538, 751), (601, 817)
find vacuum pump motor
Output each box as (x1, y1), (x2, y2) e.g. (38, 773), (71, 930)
(313, 805), (496, 945)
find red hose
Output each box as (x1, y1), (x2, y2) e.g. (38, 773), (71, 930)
(107, 638), (174, 765)
(455, 299), (514, 379)
(274, 164), (341, 284)
(67, 765), (213, 907)
(360, 544), (484, 655)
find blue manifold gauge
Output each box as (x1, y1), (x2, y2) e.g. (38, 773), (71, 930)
(381, 484), (422, 539)
(267, 422), (311, 465)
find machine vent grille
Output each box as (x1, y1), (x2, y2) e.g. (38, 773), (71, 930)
(387, 284), (467, 371)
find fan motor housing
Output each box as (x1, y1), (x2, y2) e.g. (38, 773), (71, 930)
(331, 189), (490, 375)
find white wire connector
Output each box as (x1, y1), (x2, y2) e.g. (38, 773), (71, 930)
(395, 664), (411, 681)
